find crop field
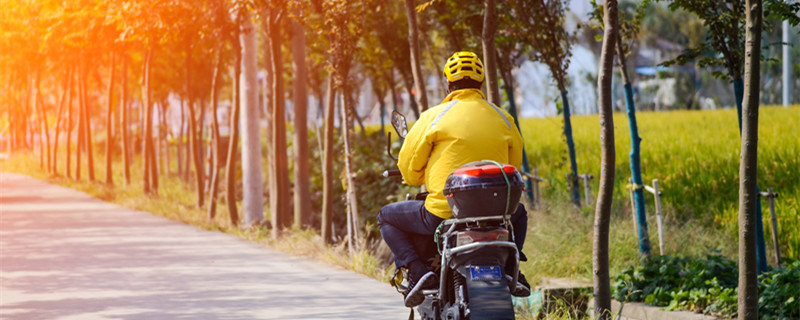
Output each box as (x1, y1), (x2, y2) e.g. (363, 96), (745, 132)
(518, 105), (800, 262)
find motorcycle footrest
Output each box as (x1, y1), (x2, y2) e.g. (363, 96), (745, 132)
(422, 289), (439, 296)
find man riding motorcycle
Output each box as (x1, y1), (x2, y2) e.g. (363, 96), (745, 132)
(377, 51), (531, 308)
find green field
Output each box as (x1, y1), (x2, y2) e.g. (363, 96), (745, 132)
(518, 105), (800, 264)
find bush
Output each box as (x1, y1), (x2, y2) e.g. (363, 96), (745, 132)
(612, 252), (737, 307)
(304, 128), (413, 240)
(613, 253), (800, 318)
(758, 261), (800, 319)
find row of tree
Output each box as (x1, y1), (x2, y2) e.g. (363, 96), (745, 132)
(0, 0), (582, 244)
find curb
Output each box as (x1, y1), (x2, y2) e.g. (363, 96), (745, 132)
(588, 299), (720, 320)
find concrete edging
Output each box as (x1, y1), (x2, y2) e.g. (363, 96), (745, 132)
(589, 299), (720, 320)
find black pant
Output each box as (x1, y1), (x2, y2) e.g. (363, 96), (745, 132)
(377, 201), (528, 269)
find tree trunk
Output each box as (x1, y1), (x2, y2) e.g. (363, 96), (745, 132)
(178, 98), (185, 179)
(28, 73), (43, 168)
(7, 71), (16, 153)
(342, 88), (360, 253)
(143, 48), (154, 194)
(241, 13), (264, 226)
(121, 54), (131, 185)
(15, 72), (27, 152)
(186, 47), (206, 207)
(34, 70), (52, 173)
(106, 51), (116, 185)
(561, 90), (581, 207)
(23, 72), (32, 152)
(53, 68), (71, 176)
(183, 99), (191, 181)
(262, 13), (275, 229)
(198, 100), (207, 181)
(321, 76), (335, 244)
(40, 75), (53, 173)
(263, 15), (274, 121)
(82, 61), (95, 182)
(208, 47), (224, 221)
(149, 59), (158, 192)
(28, 111), (35, 150)
(482, 0), (501, 106)
(159, 100), (168, 175)
(405, 0), (428, 112)
(291, 17), (311, 229)
(76, 67), (85, 180)
(12, 72), (22, 152)
(155, 102), (163, 176)
(738, 0), (762, 318)
(313, 79), (326, 160)
(389, 71), (399, 113)
(593, 1), (618, 318)
(149, 119), (158, 191)
(616, 32), (651, 258)
(226, 30), (243, 227)
(66, 68), (75, 179)
(269, 13), (291, 236)
(34, 78), (42, 169)
(733, 59), (768, 276)
(139, 71), (146, 161)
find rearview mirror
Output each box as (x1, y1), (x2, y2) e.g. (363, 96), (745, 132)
(391, 110), (408, 139)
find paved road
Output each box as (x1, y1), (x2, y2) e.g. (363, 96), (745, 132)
(0, 173), (409, 320)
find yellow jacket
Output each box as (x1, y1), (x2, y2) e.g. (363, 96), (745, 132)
(398, 88), (524, 219)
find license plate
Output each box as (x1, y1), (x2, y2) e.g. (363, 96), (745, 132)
(469, 265), (502, 281)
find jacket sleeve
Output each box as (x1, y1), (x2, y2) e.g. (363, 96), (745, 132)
(507, 113), (524, 170)
(397, 112), (433, 186)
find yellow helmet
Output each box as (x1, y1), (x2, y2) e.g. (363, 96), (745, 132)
(443, 51), (485, 83)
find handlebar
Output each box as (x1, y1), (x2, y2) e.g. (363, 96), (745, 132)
(383, 169), (401, 177)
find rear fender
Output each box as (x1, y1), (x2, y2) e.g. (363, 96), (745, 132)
(446, 241), (517, 276)
(456, 265), (515, 320)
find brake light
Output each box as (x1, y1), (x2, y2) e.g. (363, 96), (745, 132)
(455, 229), (509, 246)
(453, 165), (517, 177)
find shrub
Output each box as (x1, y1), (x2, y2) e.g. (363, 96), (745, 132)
(613, 254), (800, 319)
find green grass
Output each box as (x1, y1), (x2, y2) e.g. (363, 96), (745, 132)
(517, 196), (736, 287)
(519, 105), (800, 264)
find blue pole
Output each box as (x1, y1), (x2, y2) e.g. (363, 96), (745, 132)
(504, 85), (535, 202)
(380, 100), (386, 133)
(624, 83), (652, 257)
(560, 90), (581, 207)
(734, 78), (768, 273)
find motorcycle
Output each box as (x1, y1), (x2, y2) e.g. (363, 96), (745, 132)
(383, 111), (524, 320)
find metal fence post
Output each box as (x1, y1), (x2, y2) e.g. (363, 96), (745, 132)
(577, 174), (593, 207)
(583, 175), (591, 207)
(628, 177), (638, 236)
(533, 168), (541, 209)
(521, 169), (545, 210)
(653, 179), (664, 255)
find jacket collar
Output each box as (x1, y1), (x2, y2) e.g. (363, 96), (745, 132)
(442, 88), (487, 103)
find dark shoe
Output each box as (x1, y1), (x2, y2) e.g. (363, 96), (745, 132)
(508, 272), (531, 297)
(404, 271), (438, 307)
